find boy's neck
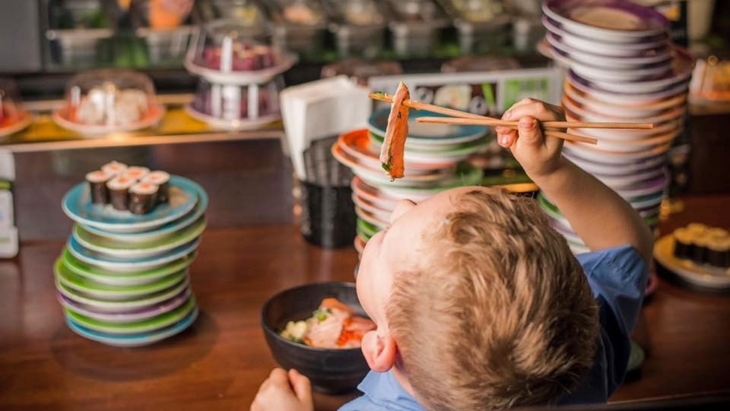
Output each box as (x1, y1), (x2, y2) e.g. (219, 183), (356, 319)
(393, 360), (416, 398)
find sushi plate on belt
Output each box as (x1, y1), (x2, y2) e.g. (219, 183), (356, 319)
(367, 108), (489, 146)
(654, 235), (730, 289)
(62, 175), (205, 234)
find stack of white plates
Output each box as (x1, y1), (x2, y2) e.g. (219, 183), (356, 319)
(333, 108), (488, 254)
(538, 0), (694, 253)
(56, 175), (208, 347)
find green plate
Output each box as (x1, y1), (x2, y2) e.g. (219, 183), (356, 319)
(370, 132), (491, 155)
(64, 296), (196, 335)
(357, 218), (380, 240)
(55, 258), (188, 300)
(56, 277), (190, 313)
(72, 216), (206, 259)
(60, 247), (196, 287)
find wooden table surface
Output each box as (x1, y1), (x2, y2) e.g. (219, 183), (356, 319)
(1, 195), (729, 411)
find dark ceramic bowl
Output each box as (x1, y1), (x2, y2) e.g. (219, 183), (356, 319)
(261, 282), (371, 394)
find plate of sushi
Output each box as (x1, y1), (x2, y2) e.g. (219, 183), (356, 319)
(654, 223), (730, 289)
(62, 161), (205, 234)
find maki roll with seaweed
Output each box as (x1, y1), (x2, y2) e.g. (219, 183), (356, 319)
(129, 182), (159, 215)
(707, 236), (730, 269)
(672, 227), (694, 260)
(101, 161), (128, 177)
(106, 175), (136, 211)
(122, 166), (150, 182)
(142, 171), (171, 204)
(86, 170), (113, 205)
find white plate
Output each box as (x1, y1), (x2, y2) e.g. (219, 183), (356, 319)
(563, 82), (686, 120)
(52, 104), (166, 136)
(0, 112), (33, 138)
(542, 0), (669, 41)
(654, 235), (730, 289)
(355, 206), (390, 228)
(185, 104), (281, 131)
(564, 101), (685, 126)
(332, 144), (452, 187)
(567, 152), (666, 176)
(592, 166), (666, 189)
(566, 69), (689, 105)
(563, 140), (672, 165)
(352, 193), (393, 222)
(351, 176), (399, 210)
(569, 119), (681, 141)
(184, 54), (297, 85)
(569, 57), (672, 82)
(546, 32), (672, 69)
(542, 17), (668, 56)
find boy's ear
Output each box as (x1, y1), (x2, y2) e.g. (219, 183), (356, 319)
(361, 330), (397, 373)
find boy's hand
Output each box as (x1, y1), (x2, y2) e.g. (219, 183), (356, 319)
(251, 368), (313, 411)
(494, 98), (566, 179)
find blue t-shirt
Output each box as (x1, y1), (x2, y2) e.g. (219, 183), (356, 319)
(339, 245), (648, 411)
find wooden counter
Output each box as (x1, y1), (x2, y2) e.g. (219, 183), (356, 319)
(1, 195), (729, 411)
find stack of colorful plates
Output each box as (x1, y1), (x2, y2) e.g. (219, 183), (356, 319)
(333, 108), (488, 254)
(537, 0), (693, 253)
(56, 175), (208, 347)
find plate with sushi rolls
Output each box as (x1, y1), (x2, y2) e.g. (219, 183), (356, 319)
(654, 223), (730, 289)
(62, 162), (205, 234)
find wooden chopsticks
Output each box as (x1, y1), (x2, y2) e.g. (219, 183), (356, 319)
(370, 92), (655, 146)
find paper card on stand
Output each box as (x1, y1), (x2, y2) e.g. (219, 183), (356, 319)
(280, 76), (372, 181)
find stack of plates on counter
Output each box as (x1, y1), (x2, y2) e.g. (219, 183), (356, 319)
(537, 0), (693, 254)
(332, 108), (488, 254)
(56, 175), (208, 347)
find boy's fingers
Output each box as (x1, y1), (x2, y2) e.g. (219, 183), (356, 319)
(517, 116), (543, 146)
(268, 368), (288, 384)
(289, 369), (313, 404)
(497, 129), (517, 147)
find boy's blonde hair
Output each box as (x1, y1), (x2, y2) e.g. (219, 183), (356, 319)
(386, 187), (599, 411)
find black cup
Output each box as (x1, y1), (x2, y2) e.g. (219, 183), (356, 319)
(300, 181), (357, 248)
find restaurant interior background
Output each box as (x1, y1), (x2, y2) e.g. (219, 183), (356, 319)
(0, 0), (728, 244)
(1, 1), (730, 410)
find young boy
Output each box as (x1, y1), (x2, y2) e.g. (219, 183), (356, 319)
(251, 99), (653, 411)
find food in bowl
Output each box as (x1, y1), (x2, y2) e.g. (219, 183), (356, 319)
(261, 282), (372, 394)
(280, 297), (375, 348)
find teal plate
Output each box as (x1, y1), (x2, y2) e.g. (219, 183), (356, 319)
(64, 296), (196, 335)
(67, 235), (201, 273)
(55, 257), (188, 300)
(368, 108), (488, 142)
(62, 175), (204, 234)
(80, 187), (209, 243)
(60, 247), (196, 286)
(72, 216), (207, 259)
(65, 305), (199, 347)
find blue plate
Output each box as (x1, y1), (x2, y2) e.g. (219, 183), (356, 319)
(367, 108), (488, 142)
(67, 235), (202, 272)
(81, 187), (209, 243)
(65, 305), (199, 347)
(62, 176), (204, 234)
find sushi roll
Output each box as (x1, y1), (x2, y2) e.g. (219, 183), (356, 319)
(129, 182), (159, 215)
(85, 170), (113, 205)
(101, 161), (128, 177)
(672, 227), (694, 260)
(706, 236), (730, 269)
(142, 171), (171, 204)
(106, 175), (136, 211)
(686, 223), (708, 238)
(122, 166), (150, 182)
(691, 234), (711, 265)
